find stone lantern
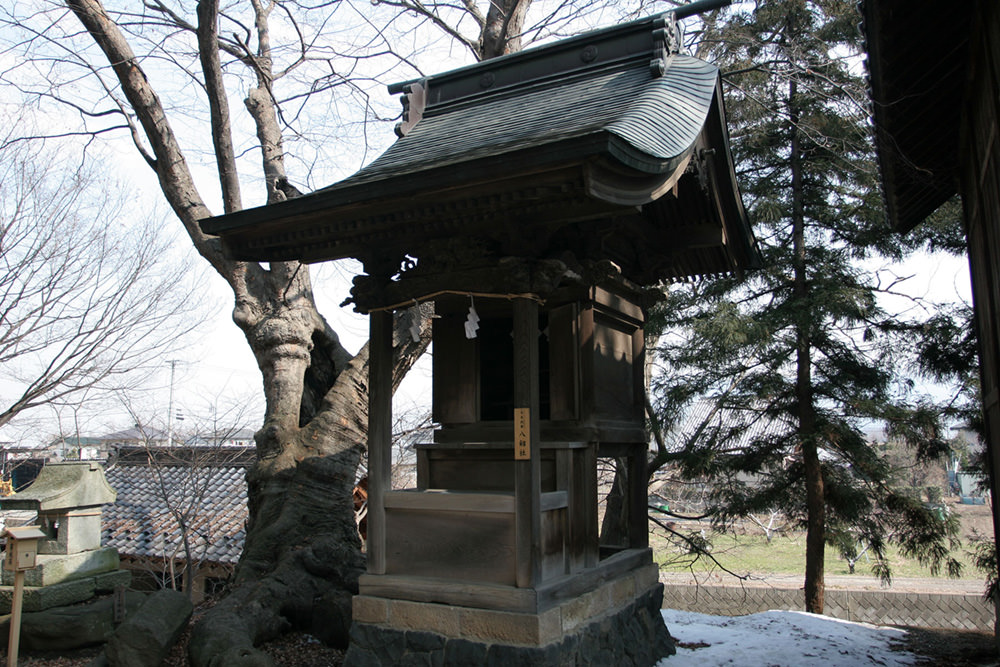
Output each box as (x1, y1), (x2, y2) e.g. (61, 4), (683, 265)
(1, 462), (121, 591)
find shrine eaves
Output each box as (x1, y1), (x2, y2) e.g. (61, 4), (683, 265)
(200, 11), (760, 312)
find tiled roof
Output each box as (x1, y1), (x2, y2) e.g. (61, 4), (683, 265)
(330, 55), (716, 190)
(667, 401), (793, 453)
(199, 13), (759, 286)
(102, 465), (246, 565)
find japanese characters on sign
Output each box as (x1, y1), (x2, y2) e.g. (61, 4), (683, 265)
(515, 408), (530, 460)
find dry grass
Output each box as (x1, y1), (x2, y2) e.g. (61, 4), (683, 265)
(653, 497), (994, 581)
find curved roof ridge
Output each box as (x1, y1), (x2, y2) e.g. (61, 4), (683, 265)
(606, 55), (718, 165)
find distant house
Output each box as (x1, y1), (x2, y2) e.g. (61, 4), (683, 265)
(183, 427), (256, 449)
(48, 435), (108, 462)
(662, 401), (792, 456)
(99, 426), (171, 449)
(0, 442), (53, 491)
(103, 463), (247, 603)
(104, 425), (255, 467)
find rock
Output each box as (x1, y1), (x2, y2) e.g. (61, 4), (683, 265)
(0, 592), (146, 651)
(105, 589), (193, 667)
(308, 588), (353, 648)
(0, 576), (95, 613)
(87, 653), (110, 667)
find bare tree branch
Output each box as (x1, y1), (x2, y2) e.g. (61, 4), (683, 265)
(197, 0), (243, 213)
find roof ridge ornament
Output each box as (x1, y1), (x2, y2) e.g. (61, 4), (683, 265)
(395, 81), (426, 138)
(651, 0), (733, 76)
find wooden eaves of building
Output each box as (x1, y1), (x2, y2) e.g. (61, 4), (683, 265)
(202, 9), (758, 666)
(863, 0), (1000, 640)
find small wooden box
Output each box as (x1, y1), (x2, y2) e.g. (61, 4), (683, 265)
(3, 526), (47, 572)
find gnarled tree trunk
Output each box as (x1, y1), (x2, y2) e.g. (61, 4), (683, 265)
(62, 0), (544, 662)
(64, 2), (430, 665)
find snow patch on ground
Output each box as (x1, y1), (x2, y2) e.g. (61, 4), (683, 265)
(658, 609), (916, 666)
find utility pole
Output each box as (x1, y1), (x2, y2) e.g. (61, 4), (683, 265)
(167, 360), (178, 447)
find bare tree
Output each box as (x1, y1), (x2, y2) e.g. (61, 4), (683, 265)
(0, 137), (201, 432)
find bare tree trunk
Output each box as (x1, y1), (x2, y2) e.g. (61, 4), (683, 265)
(599, 458), (630, 547)
(480, 0), (530, 58)
(789, 75), (824, 615)
(61, 2), (433, 664)
(61, 0), (550, 662)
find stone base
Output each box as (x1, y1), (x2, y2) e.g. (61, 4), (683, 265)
(344, 576), (674, 666)
(1, 547), (119, 587)
(0, 590), (148, 652)
(0, 568), (131, 613)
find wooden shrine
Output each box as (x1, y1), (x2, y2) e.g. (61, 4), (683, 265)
(202, 8), (758, 665)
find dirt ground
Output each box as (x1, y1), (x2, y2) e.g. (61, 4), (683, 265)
(900, 626), (998, 666)
(0, 628), (346, 666)
(953, 497), (995, 539)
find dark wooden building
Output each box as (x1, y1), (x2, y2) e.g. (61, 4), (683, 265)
(203, 11), (758, 665)
(864, 0), (1000, 640)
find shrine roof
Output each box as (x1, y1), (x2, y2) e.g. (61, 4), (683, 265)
(200, 11), (759, 297)
(326, 53), (717, 190)
(863, 0), (971, 231)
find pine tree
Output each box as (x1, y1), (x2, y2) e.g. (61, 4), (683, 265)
(651, 0), (962, 613)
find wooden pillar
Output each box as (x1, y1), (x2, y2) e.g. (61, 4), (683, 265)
(7, 570), (24, 667)
(367, 310), (393, 575)
(513, 298), (542, 588)
(582, 443), (599, 568)
(630, 324), (649, 548)
(628, 446), (649, 548)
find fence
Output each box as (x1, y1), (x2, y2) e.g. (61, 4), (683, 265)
(661, 583), (994, 632)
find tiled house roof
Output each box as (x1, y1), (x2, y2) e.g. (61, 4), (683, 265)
(102, 465), (247, 565)
(667, 401), (793, 453)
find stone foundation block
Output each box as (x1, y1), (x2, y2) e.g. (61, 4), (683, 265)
(344, 583), (675, 666)
(94, 569), (132, 594)
(0, 567), (129, 613)
(1, 547), (119, 587)
(390, 598), (461, 636)
(0, 577), (96, 613)
(353, 595), (389, 624)
(458, 606), (561, 646)
(561, 584), (609, 633)
(633, 563), (660, 591)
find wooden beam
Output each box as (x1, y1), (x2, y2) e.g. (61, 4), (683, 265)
(384, 490), (516, 513)
(536, 547), (653, 610)
(582, 443), (599, 568)
(513, 298), (543, 588)
(367, 310), (393, 575)
(358, 573), (538, 613)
